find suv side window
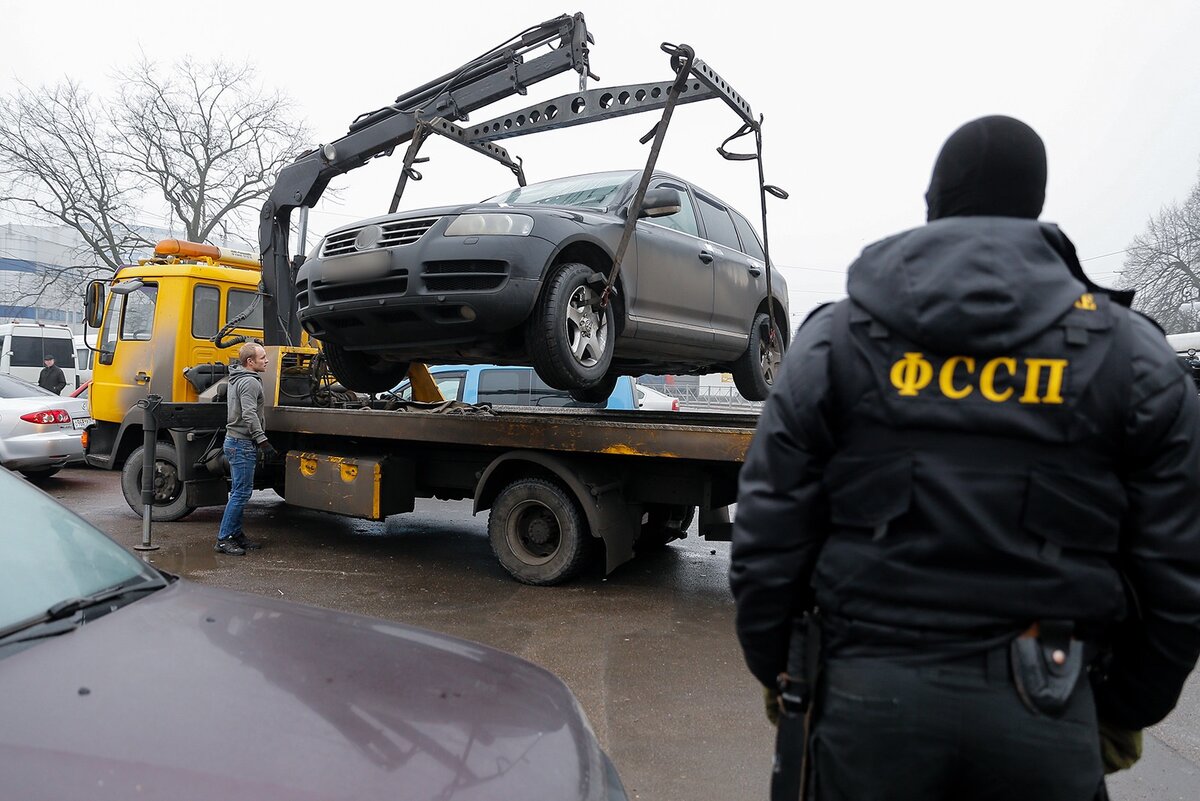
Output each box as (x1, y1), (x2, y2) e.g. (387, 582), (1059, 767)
(645, 180), (700, 237)
(695, 194), (742, 251)
(477, 369), (531, 404)
(730, 212), (767, 261)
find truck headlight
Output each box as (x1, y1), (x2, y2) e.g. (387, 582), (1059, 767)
(444, 214), (533, 237)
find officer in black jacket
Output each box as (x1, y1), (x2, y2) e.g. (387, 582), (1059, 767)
(730, 116), (1200, 800)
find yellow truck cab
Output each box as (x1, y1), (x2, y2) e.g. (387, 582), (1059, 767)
(84, 239), (263, 489)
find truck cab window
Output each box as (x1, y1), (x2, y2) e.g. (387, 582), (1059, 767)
(192, 285), (220, 339)
(227, 289), (264, 330)
(120, 285), (158, 342)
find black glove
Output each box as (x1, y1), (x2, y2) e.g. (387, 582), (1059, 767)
(257, 440), (279, 460)
(763, 685), (781, 727)
(1099, 720), (1142, 774)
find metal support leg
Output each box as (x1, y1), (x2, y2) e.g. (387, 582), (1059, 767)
(135, 394), (162, 552)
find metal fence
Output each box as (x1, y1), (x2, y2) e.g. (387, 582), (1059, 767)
(655, 384), (764, 411)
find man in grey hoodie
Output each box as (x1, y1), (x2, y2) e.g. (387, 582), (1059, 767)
(731, 117), (1200, 799)
(216, 342), (278, 555)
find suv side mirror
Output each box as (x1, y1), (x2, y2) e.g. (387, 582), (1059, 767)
(639, 187), (683, 219)
(84, 280), (106, 329)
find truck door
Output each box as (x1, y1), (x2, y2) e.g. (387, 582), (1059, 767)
(94, 283), (159, 421)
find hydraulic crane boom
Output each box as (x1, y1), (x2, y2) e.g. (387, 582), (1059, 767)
(258, 13), (593, 346)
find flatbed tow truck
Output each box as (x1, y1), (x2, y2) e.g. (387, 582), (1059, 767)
(82, 12), (782, 584)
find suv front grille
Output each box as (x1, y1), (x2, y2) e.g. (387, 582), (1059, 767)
(321, 216), (442, 258)
(422, 260), (508, 292)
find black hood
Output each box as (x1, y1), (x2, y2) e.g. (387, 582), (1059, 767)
(847, 217), (1086, 354)
(925, 116), (1047, 222)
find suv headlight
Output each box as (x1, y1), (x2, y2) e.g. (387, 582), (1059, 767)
(444, 213), (534, 237)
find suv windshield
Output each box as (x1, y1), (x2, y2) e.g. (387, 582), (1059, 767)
(0, 469), (157, 630)
(487, 171), (637, 210)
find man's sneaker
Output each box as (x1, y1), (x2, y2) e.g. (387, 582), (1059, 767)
(233, 533), (262, 550)
(214, 538), (246, 556)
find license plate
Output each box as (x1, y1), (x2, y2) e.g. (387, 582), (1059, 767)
(73, 417), (93, 430)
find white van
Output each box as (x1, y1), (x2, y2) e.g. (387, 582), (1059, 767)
(73, 334), (94, 388)
(1166, 331), (1200, 355)
(0, 323), (77, 394)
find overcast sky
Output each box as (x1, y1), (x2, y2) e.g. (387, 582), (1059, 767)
(4, 0), (1199, 321)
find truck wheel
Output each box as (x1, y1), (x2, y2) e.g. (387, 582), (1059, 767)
(19, 467), (61, 482)
(732, 312), (784, 401)
(637, 504), (696, 550)
(488, 477), (591, 585)
(528, 263), (615, 392)
(120, 442), (195, 521)
(323, 342), (410, 394)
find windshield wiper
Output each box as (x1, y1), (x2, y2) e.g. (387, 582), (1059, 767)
(0, 576), (168, 647)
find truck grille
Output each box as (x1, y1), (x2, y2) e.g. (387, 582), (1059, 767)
(321, 216), (442, 258)
(422, 260), (508, 292)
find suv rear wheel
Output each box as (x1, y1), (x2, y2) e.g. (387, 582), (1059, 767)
(528, 263), (615, 392)
(732, 312), (783, 401)
(323, 342), (410, 394)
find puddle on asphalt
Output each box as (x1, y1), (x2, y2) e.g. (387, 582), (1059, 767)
(144, 543), (222, 575)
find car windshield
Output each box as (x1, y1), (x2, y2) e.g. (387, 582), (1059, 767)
(0, 469), (157, 630)
(486, 171), (637, 210)
(0, 374), (56, 399)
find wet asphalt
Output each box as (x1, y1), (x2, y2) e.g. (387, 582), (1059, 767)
(45, 466), (1200, 801)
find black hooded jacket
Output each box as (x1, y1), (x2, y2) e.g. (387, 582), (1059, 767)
(730, 216), (1200, 730)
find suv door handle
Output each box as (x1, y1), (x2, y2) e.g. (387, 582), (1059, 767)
(747, 264), (763, 276)
(698, 250), (715, 264)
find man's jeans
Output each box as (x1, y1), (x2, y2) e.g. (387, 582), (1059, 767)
(217, 436), (257, 541)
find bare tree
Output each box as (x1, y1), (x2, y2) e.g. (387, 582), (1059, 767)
(114, 57), (312, 245)
(0, 80), (151, 273)
(1120, 175), (1200, 333)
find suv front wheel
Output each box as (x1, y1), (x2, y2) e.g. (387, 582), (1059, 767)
(323, 342), (410, 394)
(527, 263), (615, 392)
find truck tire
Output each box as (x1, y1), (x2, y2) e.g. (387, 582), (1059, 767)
(732, 312), (783, 401)
(488, 477), (591, 585)
(19, 467), (61, 482)
(323, 342), (410, 394)
(527, 263), (615, 392)
(120, 442), (196, 521)
(637, 504), (696, 551)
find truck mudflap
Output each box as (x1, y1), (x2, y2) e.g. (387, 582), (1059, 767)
(285, 451), (415, 520)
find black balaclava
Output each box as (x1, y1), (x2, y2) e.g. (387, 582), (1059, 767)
(925, 115), (1047, 221)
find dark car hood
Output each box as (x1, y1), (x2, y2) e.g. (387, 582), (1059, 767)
(0, 581), (612, 801)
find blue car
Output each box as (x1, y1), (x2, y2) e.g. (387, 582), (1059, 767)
(391, 364), (637, 410)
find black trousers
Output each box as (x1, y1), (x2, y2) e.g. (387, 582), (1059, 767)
(809, 652), (1105, 801)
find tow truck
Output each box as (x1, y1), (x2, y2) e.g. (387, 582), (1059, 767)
(82, 12), (782, 584)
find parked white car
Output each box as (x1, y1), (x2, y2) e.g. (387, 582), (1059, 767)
(0, 374), (90, 481)
(635, 383), (680, 411)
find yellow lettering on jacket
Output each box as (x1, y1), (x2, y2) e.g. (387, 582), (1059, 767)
(1074, 294), (1097, 311)
(890, 352), (934, 396)
(889, 353), (1070, 403)
(979, 357), (1016, 402)
(938, 356), (975, 399)
(1021, 358), (1069, 404)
